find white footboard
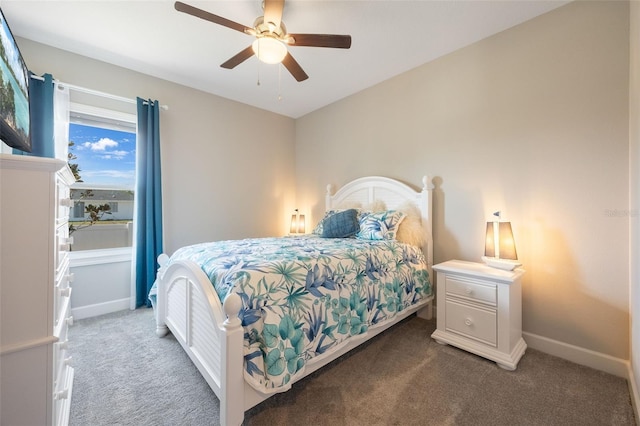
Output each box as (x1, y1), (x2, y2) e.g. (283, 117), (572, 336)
(155, 256), (434, 426)
(155, 256), (245, 426)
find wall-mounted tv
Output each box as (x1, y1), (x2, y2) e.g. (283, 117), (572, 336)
(0, 8), (30, 152)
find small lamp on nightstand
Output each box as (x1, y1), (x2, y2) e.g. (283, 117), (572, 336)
(482, 211), (522, 271)
(290, 209), (306, 234)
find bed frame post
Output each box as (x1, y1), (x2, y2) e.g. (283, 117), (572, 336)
(421, 175), (434, 271)
(155, 254), (170, 337)
(325, 184), (334, 211)
(417, 175), (434, 321)
(221, 293), (244, 426)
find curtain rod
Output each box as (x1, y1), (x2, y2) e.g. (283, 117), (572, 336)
(29, 74), (168, 110)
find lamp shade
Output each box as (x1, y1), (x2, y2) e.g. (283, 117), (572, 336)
(484, 221), (518, 260)
(290, 210), (305, 234)
(252, 37), (287, 64)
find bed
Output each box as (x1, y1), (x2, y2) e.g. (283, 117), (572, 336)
(153, 175), (434, 425)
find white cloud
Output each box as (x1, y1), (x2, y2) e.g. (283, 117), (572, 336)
(85, 138), (119, 151)
(99, 150), (128, 160)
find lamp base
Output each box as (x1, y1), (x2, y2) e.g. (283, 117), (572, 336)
(481, 256), (522, 271)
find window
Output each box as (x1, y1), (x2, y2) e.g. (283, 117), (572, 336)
(68, 104), (136, 251)
(73, 201), (85, 219)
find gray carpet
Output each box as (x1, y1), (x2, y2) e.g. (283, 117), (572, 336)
(69, 308), (635, 425)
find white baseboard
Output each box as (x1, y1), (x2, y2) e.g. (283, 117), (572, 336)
(523, 331), (630, 378)
(71, 298), (131, 320)
(628, 366), (640, 424)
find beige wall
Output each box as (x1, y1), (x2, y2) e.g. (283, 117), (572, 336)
(629, 0), (640, 404)
(296, 1), (630, 359)
(16, 38), (297, 254)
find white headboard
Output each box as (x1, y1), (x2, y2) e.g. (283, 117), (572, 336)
(325, 175), (434, 270)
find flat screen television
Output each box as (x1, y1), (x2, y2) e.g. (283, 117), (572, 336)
(0, 8), (30, 152)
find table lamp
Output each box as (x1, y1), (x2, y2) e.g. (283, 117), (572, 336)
(482, 211), (521, 271)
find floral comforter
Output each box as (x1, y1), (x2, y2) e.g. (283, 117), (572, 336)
(167, 235), (431, 392)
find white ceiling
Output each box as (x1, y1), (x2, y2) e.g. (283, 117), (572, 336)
(2, 1), (568, 118)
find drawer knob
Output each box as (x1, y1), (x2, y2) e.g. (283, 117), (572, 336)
(464, 318), (473, 327)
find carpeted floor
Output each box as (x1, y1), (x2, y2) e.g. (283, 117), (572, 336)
(69, 308), (635, 425)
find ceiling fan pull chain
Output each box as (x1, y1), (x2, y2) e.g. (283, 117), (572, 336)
(278, 63), (282, 101)
(256, 41), (261, 86)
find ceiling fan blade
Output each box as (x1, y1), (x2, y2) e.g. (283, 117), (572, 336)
(175, 1), (251, 34)
(288, 34), (352, 49)
(263, 0), (284, 29)
(220, 46), (255, 69)
(282, 52), (309, 82)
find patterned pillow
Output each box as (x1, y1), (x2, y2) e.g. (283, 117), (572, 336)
(356, 210), (406, 241)
(321, 209), (359, 238)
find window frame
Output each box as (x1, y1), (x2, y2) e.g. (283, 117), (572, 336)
(68, 102), (137, 254)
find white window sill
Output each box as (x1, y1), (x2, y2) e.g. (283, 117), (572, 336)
(69, 247), (133, 267)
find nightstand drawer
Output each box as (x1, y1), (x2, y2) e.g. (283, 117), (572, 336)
(445, 299), (497, 346)
(446, 276), (496, 306)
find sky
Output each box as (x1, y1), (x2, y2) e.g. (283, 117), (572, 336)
(69, 123), (136, 188)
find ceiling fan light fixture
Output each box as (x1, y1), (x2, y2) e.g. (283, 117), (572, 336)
(252, 37), (287, 64)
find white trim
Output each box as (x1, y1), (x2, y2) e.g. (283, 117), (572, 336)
(523, 331), (630, 378)
(71, 297), (131, 320)
(70, 102), (136, 125)
(69, 247), (132, 267)
(628, 366), (640, 422)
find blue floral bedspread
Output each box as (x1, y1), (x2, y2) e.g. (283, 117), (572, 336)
(167, 235), (431, 393)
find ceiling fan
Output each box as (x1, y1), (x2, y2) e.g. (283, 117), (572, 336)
(174, 0), (352, 82)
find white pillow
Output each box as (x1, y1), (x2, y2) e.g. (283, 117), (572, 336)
(336, 201), (363, 210)
(364, 200), (387, 213)
(396, 201), (427, 248)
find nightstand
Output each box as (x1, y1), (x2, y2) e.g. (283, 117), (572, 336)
(431, 260), (526, 370)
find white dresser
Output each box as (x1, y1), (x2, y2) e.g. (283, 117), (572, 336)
(431, 260), (527, 370)
(1, 154), (75, 426)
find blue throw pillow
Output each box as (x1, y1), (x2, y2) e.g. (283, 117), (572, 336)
(321, 209), (360, 238)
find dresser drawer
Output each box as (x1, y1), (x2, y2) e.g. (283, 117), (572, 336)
(54, 272), (73, 329)
(54, 286), (72, 340)
(56, 176), (72, 224)
(445, 299), (497, 346)
(55, 256), (72, 289)
(53, 301), (71, 388)
(55, 223), (72, 269)
(53, 362), (74, 426)
(445, 275), (497, 306)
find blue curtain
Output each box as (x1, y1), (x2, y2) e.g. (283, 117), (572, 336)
(14, 73), (54, 157)
(135, 98), (163, 308)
